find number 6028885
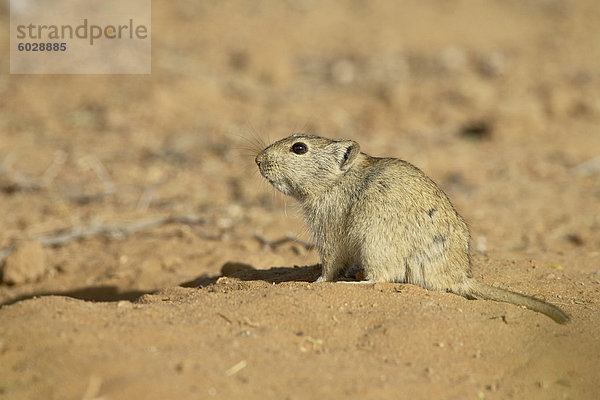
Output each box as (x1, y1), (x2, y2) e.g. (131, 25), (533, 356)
(17, 42), (67, 52)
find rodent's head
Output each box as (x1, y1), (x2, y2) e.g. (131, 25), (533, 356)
(255, 134), (360, 200)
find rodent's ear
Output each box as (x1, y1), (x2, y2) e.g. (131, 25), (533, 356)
(337, 140), (360, 171)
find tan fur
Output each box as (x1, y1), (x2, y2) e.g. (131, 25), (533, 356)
(256, 134), (569, 324)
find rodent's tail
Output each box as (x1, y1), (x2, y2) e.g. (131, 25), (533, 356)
(464, 278), (570, 324)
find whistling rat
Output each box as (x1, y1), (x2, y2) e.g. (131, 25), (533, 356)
(255, 134), (569, 323)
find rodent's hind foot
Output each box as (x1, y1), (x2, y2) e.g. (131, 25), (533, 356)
(343, 263), (364, 280)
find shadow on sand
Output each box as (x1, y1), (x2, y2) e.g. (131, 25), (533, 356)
(0, 262), (321, 307)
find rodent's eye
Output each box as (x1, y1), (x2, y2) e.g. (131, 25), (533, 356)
(291, 142), (308, 155)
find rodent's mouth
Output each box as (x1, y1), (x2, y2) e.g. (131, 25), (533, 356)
(257, 167), (271, 181)
(257, 162), (292, 195)
(258, 167), (275, 185)
(262, 174), (291, 195)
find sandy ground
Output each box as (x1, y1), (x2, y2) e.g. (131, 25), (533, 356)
(1, 1), (600, 399)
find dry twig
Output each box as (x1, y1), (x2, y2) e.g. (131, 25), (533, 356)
(36, 215), (206, 247)
(0, 152), (119, 205)
(0, 215), (206, 265)
(575, 155), (600, 176)
(253, 234), (315, 250)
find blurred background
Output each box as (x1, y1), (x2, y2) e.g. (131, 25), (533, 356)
(1, 2), (600, 399)
(0, 0), (599, 294)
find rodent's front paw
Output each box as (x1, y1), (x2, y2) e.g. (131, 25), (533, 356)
(314, 276), (327, 283)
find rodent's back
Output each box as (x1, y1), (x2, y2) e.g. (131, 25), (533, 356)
(344, 156), (473, 288)
(355, 157), (464, 219)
